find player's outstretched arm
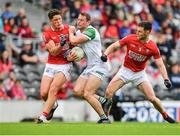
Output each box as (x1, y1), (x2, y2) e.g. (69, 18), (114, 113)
(101, 41), (121, 62)
(155, 58), (172, 88)
(46, 40), (62, 56)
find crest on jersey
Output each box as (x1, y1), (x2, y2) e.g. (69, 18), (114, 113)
(138, 47), (142, 52)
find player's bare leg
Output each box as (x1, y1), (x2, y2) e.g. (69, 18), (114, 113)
(138, 81), (176, 123)
(83, 75), (103, 115)
(44, 72), (66, 114)
(83, 75), (110, 123)
(73, 75), (110, 123)
(73, 76), (87, 97)
(96, 75), (125, 116)
(94, 75), (125, 100)
(36, 72), (66, 123)
(39, 75), (59, 121)
(105, 76), (125, 99)
(40, 76), (53, 101)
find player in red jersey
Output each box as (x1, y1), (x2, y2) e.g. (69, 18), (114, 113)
(99, 21), (176, 123)
(36, 9), (77, 123)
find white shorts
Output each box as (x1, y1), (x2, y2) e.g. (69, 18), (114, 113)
(80, 63), (108, 80)
(116, 66), (148, 86)
(43, 63), (72, 79)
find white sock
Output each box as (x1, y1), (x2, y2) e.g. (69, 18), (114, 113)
(39, 115), (47, 122)
(100, 114), (108, 119)
(98, 96), (107, 104)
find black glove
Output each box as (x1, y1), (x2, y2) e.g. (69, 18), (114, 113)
(101, 54), (107, 62)
(164, 79), (172, 89)
(60, 38), (66, 46)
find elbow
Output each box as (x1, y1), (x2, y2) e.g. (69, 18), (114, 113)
(70, 41), (78, 45)
(156, 62), (163, 69)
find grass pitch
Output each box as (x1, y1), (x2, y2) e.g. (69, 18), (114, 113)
(0, 122), (179, 135)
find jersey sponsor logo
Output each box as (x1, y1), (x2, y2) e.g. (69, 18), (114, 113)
(128, 50), (147, 62)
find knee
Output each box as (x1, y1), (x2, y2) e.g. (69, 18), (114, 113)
(83, 91), (92, 100)
(49, 85), (59, 96)
(73, 88), (83, 97)
(40, 91), (48, 100)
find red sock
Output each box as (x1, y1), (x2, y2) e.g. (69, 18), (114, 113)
(162, 112), (168, 118)
(42, 112), (48, 117)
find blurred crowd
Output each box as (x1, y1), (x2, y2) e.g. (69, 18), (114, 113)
(0, 0), (180, 101)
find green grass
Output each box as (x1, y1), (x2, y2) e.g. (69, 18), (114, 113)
(0, 122), (179, 135)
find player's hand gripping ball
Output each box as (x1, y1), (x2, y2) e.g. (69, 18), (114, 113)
(70, 47), (85, 62)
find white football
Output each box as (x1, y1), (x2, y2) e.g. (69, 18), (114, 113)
(71, 47), (85, 62)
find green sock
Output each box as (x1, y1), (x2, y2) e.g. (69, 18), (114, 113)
(100, 114), (108, 119)
(98, 96), (107, 104)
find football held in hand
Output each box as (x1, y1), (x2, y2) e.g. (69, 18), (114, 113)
(71, 47), (85, 62)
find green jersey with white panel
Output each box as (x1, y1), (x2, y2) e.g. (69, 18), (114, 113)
(76, 25), (108, 79)
(76, 25), (103, 66)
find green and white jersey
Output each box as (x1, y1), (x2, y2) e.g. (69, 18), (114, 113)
(76, 25), (103, 66)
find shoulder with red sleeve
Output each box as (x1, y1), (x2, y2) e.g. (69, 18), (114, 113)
(64, 24), (69, 29)
(148, 40), (161, 59)
(42, 28), (52, 44)
(119, 34), (136, 47)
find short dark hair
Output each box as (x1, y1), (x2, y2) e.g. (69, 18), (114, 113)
(48, 9), (61, 20)
(80, 12), (91, 21)
(138, 21), (152, 31)
(5, 2), (11, 8)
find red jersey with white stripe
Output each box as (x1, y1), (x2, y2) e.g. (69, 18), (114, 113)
(119, 34), (161, 72)
(43, 24), (70, 64)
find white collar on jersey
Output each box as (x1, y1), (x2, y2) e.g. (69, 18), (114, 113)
(146, 39), (150, 43)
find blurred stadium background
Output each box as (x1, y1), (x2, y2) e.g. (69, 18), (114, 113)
(0, 0), (180, 124)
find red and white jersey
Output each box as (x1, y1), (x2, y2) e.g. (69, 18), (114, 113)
(43, 24), (71, 64)
(119, 34), (161, 72)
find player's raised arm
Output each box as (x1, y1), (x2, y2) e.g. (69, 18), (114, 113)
(104, 41), (121, 56)
(155, 58), (172, 88)
(101, 41), (121, 62)
(45, 40), (62, 56)
(69, 26), (89, 45)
